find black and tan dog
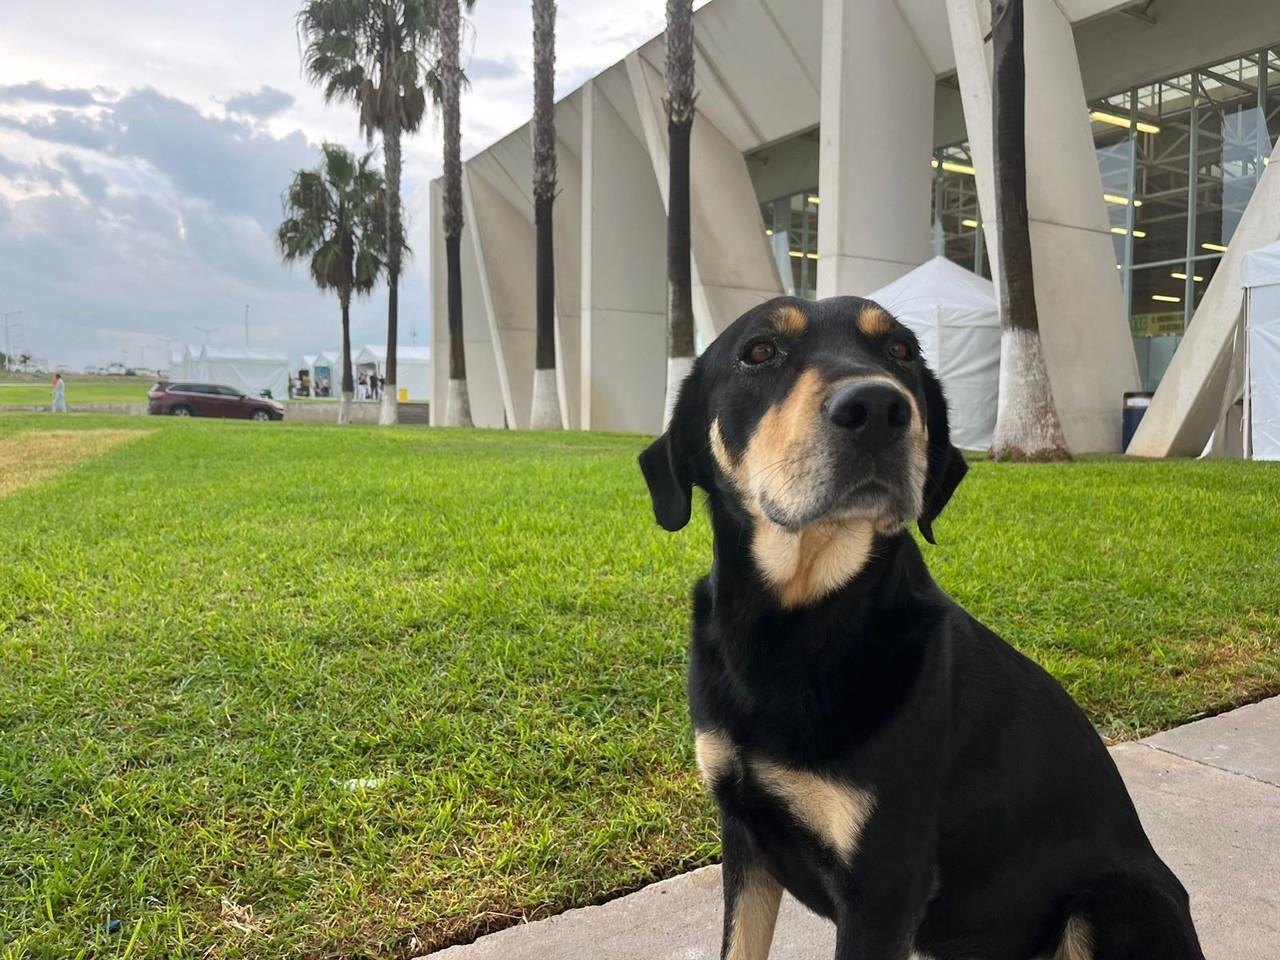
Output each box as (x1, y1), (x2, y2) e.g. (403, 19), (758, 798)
(639, 296), (1203, 960)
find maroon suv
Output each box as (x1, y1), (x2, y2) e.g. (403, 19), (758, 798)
(148, 382), (285, 420)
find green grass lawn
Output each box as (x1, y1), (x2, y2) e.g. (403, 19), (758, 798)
(1, 413), (1278, 959)
(0, 377), (153, 406)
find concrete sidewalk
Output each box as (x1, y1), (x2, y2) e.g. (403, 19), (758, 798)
(427, 697), (1280, 959)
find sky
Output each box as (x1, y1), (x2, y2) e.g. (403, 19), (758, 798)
(0, 1), (683, 371)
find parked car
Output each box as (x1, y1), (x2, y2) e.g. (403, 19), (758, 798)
(148, 382), (285, 421)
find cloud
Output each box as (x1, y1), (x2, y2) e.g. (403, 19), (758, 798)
(57, 153), (108, 203)
(466, 57), (521, 83)
(225, 85), (296, 119)
(2, 88), (319, 227)
(0, 109), (114, 151)
(0, 81), (108, 108)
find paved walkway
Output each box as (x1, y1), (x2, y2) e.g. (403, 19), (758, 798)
(426, 697), (1280, 959)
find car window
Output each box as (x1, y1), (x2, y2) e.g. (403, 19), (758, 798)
(216, 386), (243, 397)
(170, 383), (194, 393)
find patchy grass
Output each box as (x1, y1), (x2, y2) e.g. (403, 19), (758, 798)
(0, 429), (148, 497)
(0, 413), (1277, 959)
(0, 376), (153, 406)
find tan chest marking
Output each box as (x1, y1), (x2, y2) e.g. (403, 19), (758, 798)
(751, 519), (875, 608)
(1052, 915), (1095, 960)
(694, 730), (737, 790)
(751, 760), (876, 862)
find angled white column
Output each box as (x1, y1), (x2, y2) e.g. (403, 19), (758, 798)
(945, 0), (1139, 452)
(552, 95), (584, 430)
(626, 51), (783, 346)
(1129, 146), (1280, 457)
(463, 160), (537, 428)
(816, 0), (935, 297)
(580, 75), (668, 434)
(429, 178), (510, 428)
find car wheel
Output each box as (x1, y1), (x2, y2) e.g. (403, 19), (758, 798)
(251, 409), (271, 421)
(171, 405), (193, 417)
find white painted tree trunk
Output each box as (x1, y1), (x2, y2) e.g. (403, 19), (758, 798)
(663, 355), (695, 430)
(446, 378), (473, 427)
(991, 327), (1070, 460)
(338, 390), (354, 425)
(378, 387), (398, 426)
(529, 368), (561, 430)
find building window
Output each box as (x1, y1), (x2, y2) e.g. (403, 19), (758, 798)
(930, 145), (989, 279)
(928, 45), (1278, 394)
(760, 190), (819, 299)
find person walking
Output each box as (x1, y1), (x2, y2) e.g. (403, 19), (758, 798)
(51, 372), (68, 413)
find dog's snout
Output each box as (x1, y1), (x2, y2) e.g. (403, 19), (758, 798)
(823, 382), (911, 449)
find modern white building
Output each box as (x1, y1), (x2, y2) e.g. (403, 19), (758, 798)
(430, 0), (1280, 452)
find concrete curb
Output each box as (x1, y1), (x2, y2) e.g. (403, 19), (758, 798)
(424, 696), (1280, 959)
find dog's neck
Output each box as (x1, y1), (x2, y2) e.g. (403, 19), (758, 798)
(706, 499), (926, 620)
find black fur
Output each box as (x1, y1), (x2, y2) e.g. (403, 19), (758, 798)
(639, 296), (1203, 960)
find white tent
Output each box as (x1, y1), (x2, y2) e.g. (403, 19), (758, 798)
(195, 347), (289, 400)
(1241, 240), (1280, 459)
(867, 256), (1001, 450)
(352, 344), (431, 400)
(311, 348), (345, 396)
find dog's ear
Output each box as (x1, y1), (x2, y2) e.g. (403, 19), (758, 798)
(638, 367), (703, 532)
(918, 365), (968, 545)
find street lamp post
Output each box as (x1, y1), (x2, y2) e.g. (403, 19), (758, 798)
(0, 310), (22, 370)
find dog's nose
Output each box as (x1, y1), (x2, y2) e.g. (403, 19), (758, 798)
(822, 381), (911, 450)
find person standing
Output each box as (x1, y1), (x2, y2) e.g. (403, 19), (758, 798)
(51, 373), (68, 413)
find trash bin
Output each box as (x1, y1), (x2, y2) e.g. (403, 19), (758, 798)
(398, 387), (409, 402)
(1122, 391), (1153, 451)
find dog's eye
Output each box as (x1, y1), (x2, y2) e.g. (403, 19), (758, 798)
(742, 340), (777, 366)
(888, 340), (915, 362)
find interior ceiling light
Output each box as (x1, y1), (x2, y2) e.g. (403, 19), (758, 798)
(931, 158), (976, 176)
(1152, 294), (1181, 303)
(1110, 227), (1147, 238)
(807, 195), (820, 205)
(765, 228), (774, 236)
(788, 251), (819, 260)
(1171, 272), (1205, 282)
(961, 218), (979, 228)
(1202, 242), (1229, 253)
(1090, 110), (1160, 135)
(1104, 193), (1143, 207)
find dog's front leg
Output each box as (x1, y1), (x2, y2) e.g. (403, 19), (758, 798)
(718, 814), (782, 960)
(831, 881), (928, 960)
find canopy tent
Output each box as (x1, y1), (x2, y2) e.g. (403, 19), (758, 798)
(351, 345), (431, 400)
(311, 348), (345, 396)
(193, 347), (289, 400)
(1221, 239), (1280, 459)
(867, 256), (1000, 450)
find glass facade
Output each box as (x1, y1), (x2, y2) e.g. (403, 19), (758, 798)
(930, 45), (1280, 392)
(760, 190), (820, 299)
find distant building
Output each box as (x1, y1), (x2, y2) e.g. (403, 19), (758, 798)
(432, 0), (1280, 453)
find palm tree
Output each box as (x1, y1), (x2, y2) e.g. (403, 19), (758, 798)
(529, 0), (561, 429)
(988, 0), (1070, 461)
(662, 0), (696, 427)
(440, 0), (475, 426)
(299, 0), (437, 427)
(278, 144), (388, 425)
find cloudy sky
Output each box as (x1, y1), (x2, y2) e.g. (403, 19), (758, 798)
(0, 1), (682, 371)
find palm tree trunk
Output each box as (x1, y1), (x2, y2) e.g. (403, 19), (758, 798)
(530, 0), (561, 430)
(339, 292), (354, 425)
(380, 113), (402, 427)
(663, 0), (696, 428)
(442, 0), (473, 427)
(988, 0), (1069, 461)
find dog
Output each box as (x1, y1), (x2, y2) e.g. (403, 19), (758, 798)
(638, 296), (1204, 960)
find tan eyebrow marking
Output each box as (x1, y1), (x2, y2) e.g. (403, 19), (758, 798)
(855, 304), (893, 337)
(771, 304), (808, 335)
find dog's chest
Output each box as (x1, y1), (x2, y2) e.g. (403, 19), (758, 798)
(695, 729), (876, 866)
